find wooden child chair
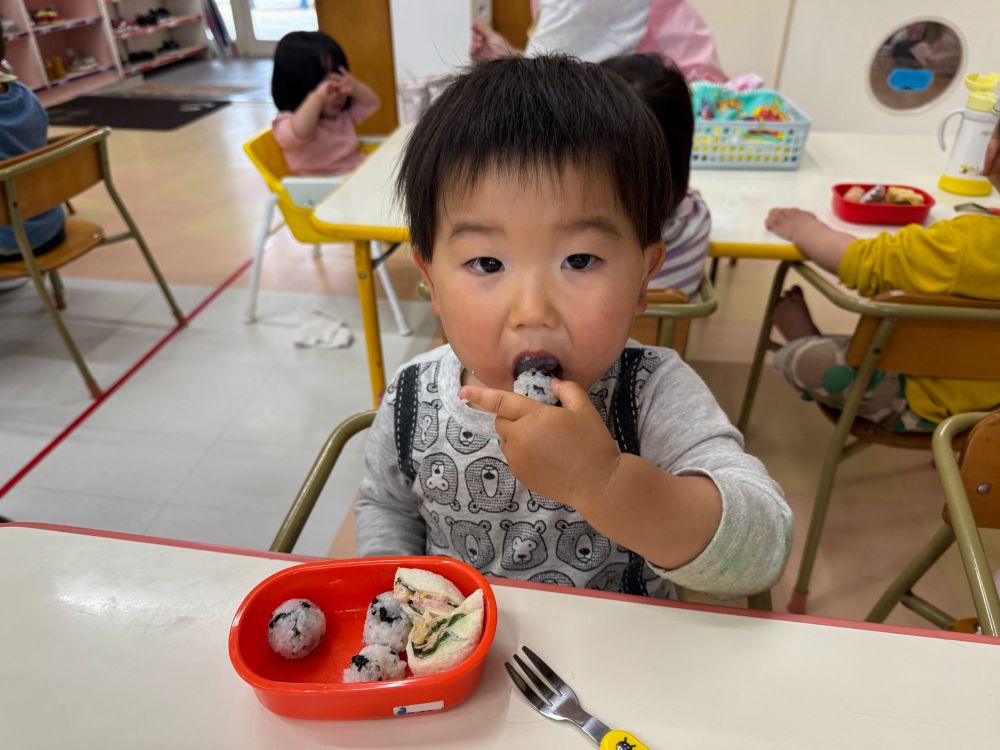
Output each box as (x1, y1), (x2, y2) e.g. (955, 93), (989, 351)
(866, 411), (1000, 637)
(637, 276), (718, 357)
(0, 126), (185, 398)
(738, 261), (1000, 615)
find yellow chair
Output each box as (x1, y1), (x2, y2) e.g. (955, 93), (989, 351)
(739, 261), (1000, 614)
(0, 127), (185, 398)
(866, 411), (1000, 636)
(241, 129), (411, 338)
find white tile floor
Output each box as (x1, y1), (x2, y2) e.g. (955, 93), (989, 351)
(0, 277), (437, 555)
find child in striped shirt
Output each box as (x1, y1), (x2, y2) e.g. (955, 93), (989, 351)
(601, 53), (711, 299)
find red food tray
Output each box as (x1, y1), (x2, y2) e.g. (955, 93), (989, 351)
(229, 556), (497, 720)
(831, 183), (935, 225)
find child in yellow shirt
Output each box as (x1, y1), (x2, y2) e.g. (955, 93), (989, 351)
(764, 118), (1000, 431)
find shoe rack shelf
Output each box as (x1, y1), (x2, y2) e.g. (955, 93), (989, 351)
(113, 12), (199, 40)
(1, 0), (209, 107)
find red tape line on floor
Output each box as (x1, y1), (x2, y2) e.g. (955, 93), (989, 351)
(0, 259), (252, 500)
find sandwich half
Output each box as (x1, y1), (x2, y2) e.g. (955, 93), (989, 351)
(406, 589), (485, 676)
(392, 567), (465, 620)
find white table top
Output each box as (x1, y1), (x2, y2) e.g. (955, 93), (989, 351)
(3, 524), (999, 748)
(313, 125), (982, 252)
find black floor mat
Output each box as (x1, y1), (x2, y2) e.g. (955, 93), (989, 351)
(46, 95), (230, 131)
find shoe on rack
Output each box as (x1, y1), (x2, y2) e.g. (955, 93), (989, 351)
(30, 7), (59, 26)
(67, 51), (98, 73)
(127, 50), (155, 63)
(44, 55), (65, 81)
(2, 16), (20, 35)
(157, 39), (180, 53)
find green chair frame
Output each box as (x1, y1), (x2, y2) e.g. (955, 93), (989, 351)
(866, 411), (1000, 636)
(0, 127), (185, 398)
(643, 275), (718, 354)
(271, 410), (377, 553)
(738, 261), (1000, 614)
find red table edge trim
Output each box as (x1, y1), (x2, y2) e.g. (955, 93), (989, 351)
(5, 522), (998, 646)
(1, 522), (321, 563)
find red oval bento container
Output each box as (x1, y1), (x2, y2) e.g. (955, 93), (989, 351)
(831, 183), (935, 225)
(229, 556), (497, 720)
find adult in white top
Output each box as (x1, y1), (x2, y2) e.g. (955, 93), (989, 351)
(471, 0), (726, 82)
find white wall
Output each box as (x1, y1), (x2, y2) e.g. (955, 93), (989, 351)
(691, 0), (793, 86)
(778, 0), (998, 133)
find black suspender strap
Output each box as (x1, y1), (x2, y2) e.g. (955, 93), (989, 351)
(608, 348), (648, 596)
(393, 364), (421, 481)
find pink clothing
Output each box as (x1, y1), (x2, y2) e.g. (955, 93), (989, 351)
(272, 101), (377, 176)
(636, 0), (726, 82)
(527, 0), (726, 82)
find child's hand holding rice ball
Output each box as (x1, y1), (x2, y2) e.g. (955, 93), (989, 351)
(460, 355), (621, 521)
(266, 567), (485, 683)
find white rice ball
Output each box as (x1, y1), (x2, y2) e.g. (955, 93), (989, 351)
(514, 368), (558, 405)
(363, 591), (412, 653)
(267, 598), (326, 659)
(342, 644), (407, 683)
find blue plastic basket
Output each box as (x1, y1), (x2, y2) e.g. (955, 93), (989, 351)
(690, 84), (811, 170)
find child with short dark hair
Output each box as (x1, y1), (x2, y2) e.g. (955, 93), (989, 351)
(0, 35), (65, 263)
(270, 31), (380, 176)
(355, 55), (790, 598)
(601, 53), (710, 298)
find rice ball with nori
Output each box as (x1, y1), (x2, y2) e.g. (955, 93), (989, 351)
(363, 591), (412, 652)
(342, 644), (407, 683)
(514, 367), (558, 405)
(267, 598), (326, 659)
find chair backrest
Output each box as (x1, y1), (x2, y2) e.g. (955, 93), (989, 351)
(271, 410), (376, 553)
(846, 291), (1000, 379)
(242, 129), (291, 195)
(0, 127), (107, 224)
(948, 412), (1000, 530)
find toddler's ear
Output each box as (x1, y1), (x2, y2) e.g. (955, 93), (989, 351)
(413, 252), (440, 316)
(635, 241), (666, 313)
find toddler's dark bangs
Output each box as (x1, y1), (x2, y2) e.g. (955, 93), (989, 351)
(397, 56), (671, 259)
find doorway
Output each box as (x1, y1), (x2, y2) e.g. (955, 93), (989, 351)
(216, 0), (318, 57)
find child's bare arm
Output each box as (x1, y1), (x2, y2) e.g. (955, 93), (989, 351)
(766, 208), (857, 273)
(332, 67), (380, 110)
(459, 380), (722, 570)
(290, 80), (333, 141)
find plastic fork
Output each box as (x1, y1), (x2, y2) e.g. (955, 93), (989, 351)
(504, 646), (650, 749)
(955, 203), (1000, 216)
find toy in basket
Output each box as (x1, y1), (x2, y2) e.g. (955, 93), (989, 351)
(690, 82), (811, 170)
(229, 556), (497, 720)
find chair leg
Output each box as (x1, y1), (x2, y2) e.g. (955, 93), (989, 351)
(104, 180), (186, 327)
(867, 525), (955, 624)
(49, 270), (66, 310)
(27, 269), (102, 398)
(747, 589), (772, 612)
(788, 317), (897, 614)
(708, 257), (720, 285)
(246, 195), (277, 324)
(736, 261), (791, 433)
(371, 241), (412, 337)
